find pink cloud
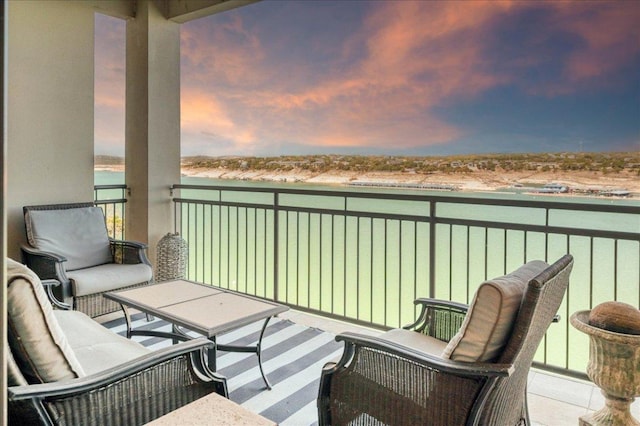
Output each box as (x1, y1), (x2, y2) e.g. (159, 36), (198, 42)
(239, 1), (511, 149)
(181, 14), (267, 88)
(507, 2), (640, 97)
(560, 3), (640, 87)
(177, 1), (639, 155)
(359, 1), (508, 95)
(181, 89), (256, 147)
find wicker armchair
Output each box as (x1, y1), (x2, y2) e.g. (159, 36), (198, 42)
(8, 338), (228, 425)
(318, 254), (574, 426)
(21, 202), (153, 317)
(6, 257), (227, 425)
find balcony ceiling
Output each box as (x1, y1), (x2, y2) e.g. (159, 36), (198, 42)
(157, 0), (259, 23)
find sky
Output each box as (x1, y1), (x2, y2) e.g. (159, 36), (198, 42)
(95, 0), (640, 158)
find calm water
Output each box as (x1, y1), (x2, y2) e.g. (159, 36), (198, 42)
(96, 170), (640, 372)
(95, 169), (640, 235)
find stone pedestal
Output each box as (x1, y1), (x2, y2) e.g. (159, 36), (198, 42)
(571, 310), (640, 426)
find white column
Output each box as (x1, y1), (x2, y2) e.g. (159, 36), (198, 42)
(125, 0), (181, 268)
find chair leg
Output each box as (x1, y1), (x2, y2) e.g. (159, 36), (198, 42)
(520, 391), (531, 426)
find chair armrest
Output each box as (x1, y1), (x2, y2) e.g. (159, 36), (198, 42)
(413, 297), (469, 312)
(403, 297), (469, 342)
(333, 332), (512, 378)
(110, 238), (148, 250)
(8, 338), (228, 424)
(40, 280), (71, 310)
(21, 244), (67, 273)
(318, 332), (513, 426)
(8, 338), (225, 399)
(109, 238), (151, 266)
(20, 246), (73, 307)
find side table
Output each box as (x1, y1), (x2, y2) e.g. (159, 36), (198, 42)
(145, 392), (275, 425)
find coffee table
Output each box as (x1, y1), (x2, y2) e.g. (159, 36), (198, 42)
(104, 280), (289, 389)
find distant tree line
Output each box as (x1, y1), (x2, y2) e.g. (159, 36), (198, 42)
(178, 152), (640, 175)
(95, 155), (124, 165)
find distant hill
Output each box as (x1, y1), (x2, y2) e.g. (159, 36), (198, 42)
(98, 152), (640, 175)
(95, 155), (124, 166)
(180, 152), (640, 175)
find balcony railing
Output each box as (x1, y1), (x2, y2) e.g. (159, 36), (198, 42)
(94, 184), (128, 240)
(169, 183), (640, 379)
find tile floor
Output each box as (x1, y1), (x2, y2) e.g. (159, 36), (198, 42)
(280, 310), (640, 426)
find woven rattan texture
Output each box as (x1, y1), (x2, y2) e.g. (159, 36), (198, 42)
(480, 257), (573, 425)
(75, 281), (151, 318)
(156, 233), (188, 282)
(34, 356), (216, 425)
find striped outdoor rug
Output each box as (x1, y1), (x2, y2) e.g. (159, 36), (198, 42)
(101, 313), (344, 425)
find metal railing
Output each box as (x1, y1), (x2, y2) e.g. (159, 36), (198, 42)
(94, 184), (128, 240)
(170, 183), (639, 378)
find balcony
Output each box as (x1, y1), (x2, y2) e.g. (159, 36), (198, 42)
(95, 182), (640, 424)
(5, 0), (639, 422)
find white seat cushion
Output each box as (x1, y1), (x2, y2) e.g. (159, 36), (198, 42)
(25, 206), (112, 270)
(67, 263), (153, 296)
(54, 310), (150, 375)
(442, 260), (549, 362)
(6, 258), (85, 383)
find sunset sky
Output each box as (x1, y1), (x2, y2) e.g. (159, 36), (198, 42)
(95, 0), (640, 157)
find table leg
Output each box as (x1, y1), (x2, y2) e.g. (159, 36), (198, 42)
(171, 324), (179, 345)
(208, 336), (217, 372)
(215, 316), (274, 390)
(119, 304), (133, 339)
(256, 317), (272, 390)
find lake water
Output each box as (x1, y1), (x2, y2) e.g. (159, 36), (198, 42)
(96, 170), (640, 373)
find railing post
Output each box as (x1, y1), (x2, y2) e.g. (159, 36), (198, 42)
(273, 191), (279, 302)
(429, 201), (437, 299)
(171, 185), (177, 233)
(94, 184), (128, 240)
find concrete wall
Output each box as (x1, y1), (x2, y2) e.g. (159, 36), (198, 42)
(6, 1), (95, 259)
(5, 1), (132, 260)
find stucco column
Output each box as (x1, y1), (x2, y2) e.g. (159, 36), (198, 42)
(125, 0), (180, 268)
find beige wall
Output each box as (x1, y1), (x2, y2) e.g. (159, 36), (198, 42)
(5, 1), (132, 260)
(6, 1), (96, 259)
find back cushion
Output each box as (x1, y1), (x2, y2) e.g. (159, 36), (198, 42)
(442, 260), (548, 362)
(25, 206), (112, 271)
(6, 258), (85, 383)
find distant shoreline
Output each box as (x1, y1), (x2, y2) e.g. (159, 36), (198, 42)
(95, 164), (640, 198)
